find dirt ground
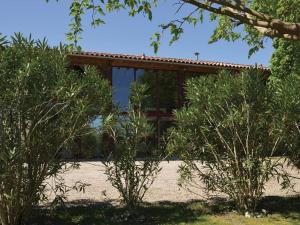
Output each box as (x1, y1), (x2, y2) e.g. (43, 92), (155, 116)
(46, 161), (300, 204)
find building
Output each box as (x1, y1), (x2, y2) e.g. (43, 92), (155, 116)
(68, 52), (269, 156)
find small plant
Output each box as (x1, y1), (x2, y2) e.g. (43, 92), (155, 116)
(167, 70), (293, 213)
(102, 83), (161, 209)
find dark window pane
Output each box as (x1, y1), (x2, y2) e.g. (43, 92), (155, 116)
(136, 69), (145, 80)
(137, 70), (179, 114)
(158, 119), (174, 136)
(136, 70), (157, 112)
(157, 71), (178, 114)
(112, 67), (134, 111)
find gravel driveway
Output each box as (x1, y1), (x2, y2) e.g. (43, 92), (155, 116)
(46, 161), (300, 204)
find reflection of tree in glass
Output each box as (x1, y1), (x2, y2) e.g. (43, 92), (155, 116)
(158, 71), (178, 113)
(137, 70), (178, 113)
(137, 70), (156, 111)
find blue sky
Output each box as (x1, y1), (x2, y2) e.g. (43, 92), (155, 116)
(0, 0), (274, 66)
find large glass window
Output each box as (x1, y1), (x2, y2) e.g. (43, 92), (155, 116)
(113, 67), (182, 115)
(112, 67), (185, 152)
(112, 67), (135, 111)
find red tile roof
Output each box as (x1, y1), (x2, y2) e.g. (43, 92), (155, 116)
(70, 51), (269, 71)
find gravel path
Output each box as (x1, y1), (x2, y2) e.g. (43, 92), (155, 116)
(46, 161), (300, 204)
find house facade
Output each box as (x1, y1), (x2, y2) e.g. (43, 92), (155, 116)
(68, 52), (269, 157)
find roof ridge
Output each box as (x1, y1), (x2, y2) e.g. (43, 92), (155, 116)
(71, 51), (269, 70)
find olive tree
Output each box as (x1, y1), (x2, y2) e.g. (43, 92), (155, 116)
(102, 83), (161, 209)
(167, 70), (293, 213)
(0, 33), (111, 225)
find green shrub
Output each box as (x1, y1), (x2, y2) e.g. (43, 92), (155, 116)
(0, 33), (111, 225)
(269, 73), (300, 168)
(102, 83), (161, 209)
(70, 128), (102, 159)
(167, 70), (293, 213)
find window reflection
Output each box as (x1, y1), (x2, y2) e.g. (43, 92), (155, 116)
(112, 67), (135, 111)
(136, 70), (157, 112)
(137, 70), (178, 114)
(113, 67), (183, 114)
(157, 71), (178, 114)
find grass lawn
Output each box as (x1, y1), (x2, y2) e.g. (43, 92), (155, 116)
(28, 196), (300, 225)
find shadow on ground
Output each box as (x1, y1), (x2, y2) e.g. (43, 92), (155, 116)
(257, 195), (300, 220)
(27, 195), (300, 225)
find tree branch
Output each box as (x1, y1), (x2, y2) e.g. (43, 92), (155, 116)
(182, 0), (300, 40)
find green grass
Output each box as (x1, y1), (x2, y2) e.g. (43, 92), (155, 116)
(28, 196), (300, 225)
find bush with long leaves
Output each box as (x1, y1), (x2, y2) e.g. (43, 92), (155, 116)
(269, 74), (300, 168)
(0, 33), (111, 225)
(102, 83), (161, 209)
(167, 70), (294, 214)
